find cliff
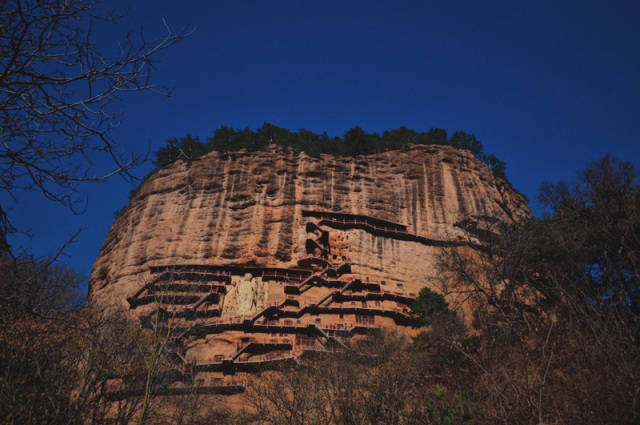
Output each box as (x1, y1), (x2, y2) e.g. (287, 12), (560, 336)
(89, 144), (529, 394)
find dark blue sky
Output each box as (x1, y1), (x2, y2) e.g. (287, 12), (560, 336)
(4, 0), (639, 290)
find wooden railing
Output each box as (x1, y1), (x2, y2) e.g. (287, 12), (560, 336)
(304, 209), (485, 250)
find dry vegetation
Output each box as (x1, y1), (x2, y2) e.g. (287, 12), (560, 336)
(1, 157), (638, 425)
(223, 156), (640, 425)
(0, 257), (208, 425)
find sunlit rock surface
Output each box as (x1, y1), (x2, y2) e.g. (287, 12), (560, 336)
(89, 144), (529, 393)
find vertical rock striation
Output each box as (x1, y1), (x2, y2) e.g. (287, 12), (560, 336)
(90, 144), (529, 394)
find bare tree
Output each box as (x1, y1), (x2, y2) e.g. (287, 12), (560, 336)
(0, 0), (188, 225)
(432, 158), (640, 424)
(238, 331), (477, 425)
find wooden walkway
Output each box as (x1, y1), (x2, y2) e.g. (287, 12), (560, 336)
(303, 209), (485, 250)
(116, 209), (443, 398)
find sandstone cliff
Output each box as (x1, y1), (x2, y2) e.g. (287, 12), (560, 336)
(89, 144), (529, 393)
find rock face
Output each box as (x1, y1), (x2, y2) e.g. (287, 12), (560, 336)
(89, 144), (529, 393)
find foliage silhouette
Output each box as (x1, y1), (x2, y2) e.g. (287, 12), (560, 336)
(153, 123), (504, 169)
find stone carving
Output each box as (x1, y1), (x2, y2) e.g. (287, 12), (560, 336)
(222, 273), (267, 317)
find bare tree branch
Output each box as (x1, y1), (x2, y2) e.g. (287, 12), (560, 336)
(0, 0), (190, 216)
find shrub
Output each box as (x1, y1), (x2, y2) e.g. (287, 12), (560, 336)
(409, 287), (453, 327)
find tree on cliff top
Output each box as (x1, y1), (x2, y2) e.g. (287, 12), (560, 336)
(0, 0), (188, 252)
(151, 123), (512, 184)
